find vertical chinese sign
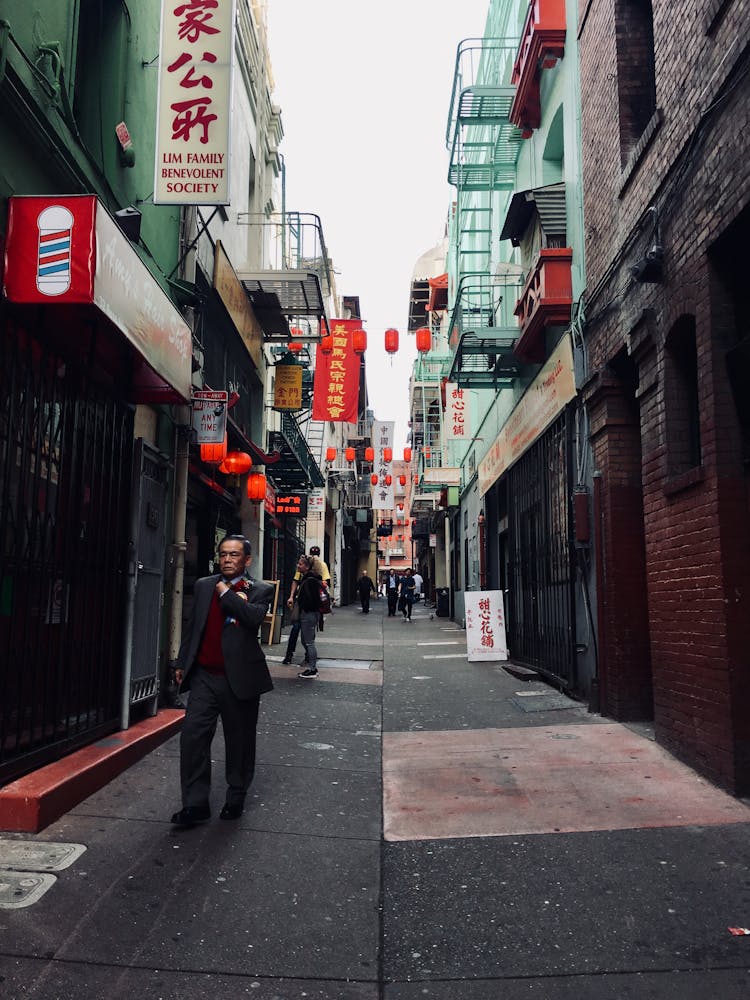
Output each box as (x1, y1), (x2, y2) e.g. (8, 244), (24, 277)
(154, 0), (236, 205)
(465, 591), (508, 661)
(370, 420), (395, 511)
(312, 319), (360, 423)
(443, 382), (468, 441)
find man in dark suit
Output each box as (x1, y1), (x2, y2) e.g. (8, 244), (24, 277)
(170, 534), (274, 827)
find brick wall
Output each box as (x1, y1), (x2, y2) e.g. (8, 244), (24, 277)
(579, 0), (750, 792)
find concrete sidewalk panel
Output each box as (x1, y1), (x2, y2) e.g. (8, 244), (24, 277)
(383, 724), (750, 841)
(384, 968), (750, 999)
(2, 815), (380, 983)
(382, 825), (750, 983)
(0, 955), (379, 998)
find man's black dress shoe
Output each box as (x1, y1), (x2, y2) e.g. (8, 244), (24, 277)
(170, 805), (210, 827)
(219, 803), (244, 820)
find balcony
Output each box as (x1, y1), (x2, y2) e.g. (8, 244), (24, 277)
(447, 272), (526, 388)
(513, 248), (573, 364)
(237, 212), (332, 341)
(509, 0), (567, 138)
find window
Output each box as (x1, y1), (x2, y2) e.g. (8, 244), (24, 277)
(665, 317), (702, 476)
(615, 0), (657, 168)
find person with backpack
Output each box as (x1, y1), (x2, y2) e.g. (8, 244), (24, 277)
(296, 554), (322, 678)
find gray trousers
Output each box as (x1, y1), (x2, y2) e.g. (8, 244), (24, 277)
(180, 668), (261, 809)
(299, 610), (318, 668)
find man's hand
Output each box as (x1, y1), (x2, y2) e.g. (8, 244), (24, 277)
(174, 668), (184, 686)
(215, 580), (229, 597)
(286, 597), (293, 607)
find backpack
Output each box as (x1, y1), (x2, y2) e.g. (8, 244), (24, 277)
(319, 583), (331, 615)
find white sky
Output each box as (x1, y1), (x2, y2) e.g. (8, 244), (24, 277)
(265, 1), (489, 449)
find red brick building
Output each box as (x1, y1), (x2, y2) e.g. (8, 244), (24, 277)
(578, 0), (750, 792)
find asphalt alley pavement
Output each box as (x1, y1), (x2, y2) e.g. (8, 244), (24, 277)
(1, 597), (750, 998)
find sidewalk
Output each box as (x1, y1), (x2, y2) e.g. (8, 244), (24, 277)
(1, 598), (750, 998)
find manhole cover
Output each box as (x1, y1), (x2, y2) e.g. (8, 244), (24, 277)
(0, 839), (87, 872)
(0, 871), (57, 909)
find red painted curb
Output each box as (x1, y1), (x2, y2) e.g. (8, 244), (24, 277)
(0, 709), (184, 833)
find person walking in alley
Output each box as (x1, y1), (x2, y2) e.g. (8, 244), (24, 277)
(357, 570), (377, 613)
(386, 568), (399, 616)
(412, 569), (423, 602)
(399, 567), (416, 621)
(171, 535), (274, 827)
(283, 544), (330, 663)
(296, 554), (322, 678)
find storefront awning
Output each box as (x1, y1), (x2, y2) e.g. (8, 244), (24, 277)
(3, 195), (193, 403)
(499, 182), (567, 247)
(427, 273), (449, 313)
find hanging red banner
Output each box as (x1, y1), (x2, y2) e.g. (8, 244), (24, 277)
(312, 318), (361, 423)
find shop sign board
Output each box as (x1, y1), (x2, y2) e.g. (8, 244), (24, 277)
(191, 390), (228, 444)
(479, 335), (575, 496)
(465, 590), (508, 661)
(154, 0), (235, 204)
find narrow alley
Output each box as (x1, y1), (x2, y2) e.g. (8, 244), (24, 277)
(2, 600), (749, 999)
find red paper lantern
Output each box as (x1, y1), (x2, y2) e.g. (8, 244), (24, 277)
(405, 519), (410, 526)
(385, 474), (392, 486)
(320, 335), (334, 354)
(403, 447), (412, 462)
(399, 474), (406, 486)
(371, 474), (378, 486)
(352, 328), (367, 353)
(288, 341), (303, 353)
(246, 472), (267, 501)
(200, 434), (227, 464)
(425, 447), (431, 460)
(415, 326), (431, 353)
(364, 446), (374, 463)
(384, 327), (399, 354)
(383, 447), (392, 463)
(326, 447), (337, 463)
(221, 451), (253, 475)
(345, 447), (355, 462)
(398, 502), (404, 510)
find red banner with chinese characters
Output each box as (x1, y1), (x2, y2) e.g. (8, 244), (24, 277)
(312, 319), (361, 423)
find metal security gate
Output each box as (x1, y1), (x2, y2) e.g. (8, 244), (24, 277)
(125, 439), (169, 719)
(506, 410), (576, 687)
(0, 318), (133, 784)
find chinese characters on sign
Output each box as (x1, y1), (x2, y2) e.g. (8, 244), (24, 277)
(273, 364), (303, 410)
(444, 382), (468, 440)
(191, 389), (227, 443)
(478, 335), (576, 496)
(154, 0), (235, 204)
(275, 494), (308, 517)
(465, 590), (508, 661)
(312, 319), (360, 423)
(370, 420), (395, 511)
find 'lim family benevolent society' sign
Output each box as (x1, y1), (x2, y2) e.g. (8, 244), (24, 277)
(154, 0), (236, 205)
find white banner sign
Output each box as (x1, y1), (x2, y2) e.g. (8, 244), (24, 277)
(371, 419), (395, 511)
(308, 488), (326, 512)
(154, 0), (235, 204)
(465, 590), (508, 661)
(192, 390), (228, 443)
(444, 382), (469, 440)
